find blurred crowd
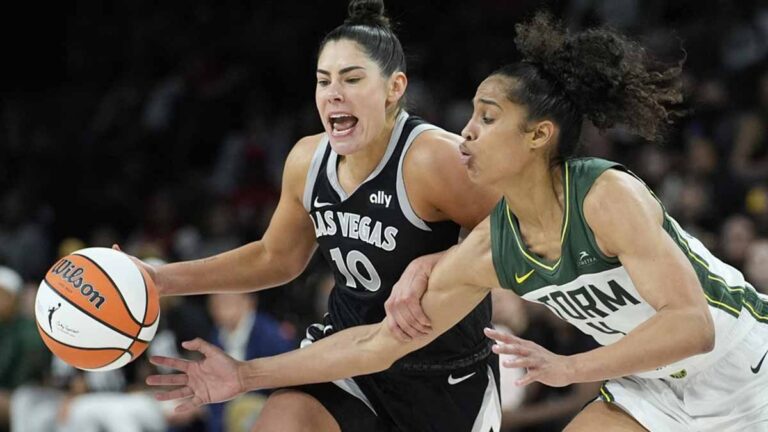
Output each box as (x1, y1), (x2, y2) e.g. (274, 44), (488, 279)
(1, 1), (768, 431)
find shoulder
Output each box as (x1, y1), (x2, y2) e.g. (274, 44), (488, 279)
(282, 133), (325, 192)
(583, 169), (663, 255)
(584, 169), (650, 210)
(404, 128), (462, 171)
(286, 133), (326, 172)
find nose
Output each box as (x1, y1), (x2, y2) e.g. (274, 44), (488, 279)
(461, 121), (476, 141)
(327, 82), (344, 103)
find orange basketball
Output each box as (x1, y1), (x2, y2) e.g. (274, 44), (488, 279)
(35, 247), (160, 371)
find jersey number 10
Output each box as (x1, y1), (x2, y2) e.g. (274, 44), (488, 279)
(329, 247), (381, 292)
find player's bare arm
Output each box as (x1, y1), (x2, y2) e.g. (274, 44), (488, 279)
(146, 218), (500, 411)
(385, 129), (500, 340)
(149, 134), (322, 296)
(492, 169), (715, 387)
(573, 169), (715, 379)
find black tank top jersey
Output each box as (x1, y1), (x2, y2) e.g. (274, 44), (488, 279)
(302, 112), (492, 372)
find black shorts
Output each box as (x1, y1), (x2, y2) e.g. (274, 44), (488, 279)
(293, 354), (500, 432)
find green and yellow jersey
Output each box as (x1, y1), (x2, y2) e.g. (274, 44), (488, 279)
(490, 157), (767, 379)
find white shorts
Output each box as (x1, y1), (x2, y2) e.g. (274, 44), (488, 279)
(598, 318), (768, 432)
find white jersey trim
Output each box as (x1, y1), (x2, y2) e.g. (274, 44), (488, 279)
(332, 377), (378, 415)
(470, 365), (502, 432)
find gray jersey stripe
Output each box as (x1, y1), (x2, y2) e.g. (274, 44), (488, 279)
(302, 135), (330, 211)
(396, 123), (441, 232)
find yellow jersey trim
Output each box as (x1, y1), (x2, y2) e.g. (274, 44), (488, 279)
(505, 162), (570, 272)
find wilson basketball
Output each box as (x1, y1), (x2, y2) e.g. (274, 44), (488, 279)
(35, 247), (160, 371)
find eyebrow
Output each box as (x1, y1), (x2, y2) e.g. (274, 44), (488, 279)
(477, 98), (503, 110)
(316, 66), (366, 76)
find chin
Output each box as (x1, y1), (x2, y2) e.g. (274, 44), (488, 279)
(467, 171), (482, 184)
(329, 138), (363, 156)
(467, 168), (491, 186)
(465, 163), (481, 182)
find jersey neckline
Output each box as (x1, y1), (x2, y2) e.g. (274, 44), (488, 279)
(504, 161), (571, 273)
(326, 110), (409, 202)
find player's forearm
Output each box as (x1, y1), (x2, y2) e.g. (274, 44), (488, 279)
(413, 250), (448, 276)
(570, 306), (714, 382)
(239, 323), (399, 390)
(156, 242), (303, 296)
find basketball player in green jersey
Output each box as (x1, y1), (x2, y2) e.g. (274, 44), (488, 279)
(146, 13), (768, 431)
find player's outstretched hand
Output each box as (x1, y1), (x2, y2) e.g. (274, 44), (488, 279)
(385, 254), (437, 341)
(146, 338), (246, 412)
(485, 327), (574, 388)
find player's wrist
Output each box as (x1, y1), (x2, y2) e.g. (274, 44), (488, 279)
(153, 264), (174, 296)
(565, 353), (584, 384)
(238, 358), (262, 392)
(236, 359), (251, 393)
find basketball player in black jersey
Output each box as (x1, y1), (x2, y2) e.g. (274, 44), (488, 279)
(129, 1), (501, 430)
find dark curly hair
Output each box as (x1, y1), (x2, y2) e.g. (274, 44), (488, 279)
(494, 12), (684, 163)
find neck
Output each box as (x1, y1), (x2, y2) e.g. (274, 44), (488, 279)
(338, 111), (399, 185)
(500, 158), (565, 233)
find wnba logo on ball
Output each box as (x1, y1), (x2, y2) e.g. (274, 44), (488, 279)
(51, 259), (106, 309)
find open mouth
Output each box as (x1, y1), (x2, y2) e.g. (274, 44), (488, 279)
(329, 113), (359, 137)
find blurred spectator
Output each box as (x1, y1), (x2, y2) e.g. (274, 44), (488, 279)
(499, 304), (602, 432)
(0, 266), (49, 432)
(745, 184), (768, 234)
(0, 191), (50, 280)
(491, 289), (528, 415)
(125, 190), (181, 259)
(730, 71), (768, 183)
(175, 202), (242, 261)
(206, 293), (294, 432)
(745, 238), (768, 293)
(719, 214), (757, 269)
(11, 357), (169, 432)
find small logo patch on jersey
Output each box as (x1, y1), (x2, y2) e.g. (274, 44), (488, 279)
(577, 250), (597, 267)
(751, 347), (768, 374)
(448, 372), (476, 385)
(669, 369), (687, 379)
(514, 269), (535, 284)
(314, 196), (334, 208)
(369, 191), (392, 208)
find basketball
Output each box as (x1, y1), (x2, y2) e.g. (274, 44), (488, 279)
(34, 247), (160, 371)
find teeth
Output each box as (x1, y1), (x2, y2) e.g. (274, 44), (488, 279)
(330, 114), (353, 124)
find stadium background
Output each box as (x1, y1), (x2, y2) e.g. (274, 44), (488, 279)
(1, 1), (767, 431)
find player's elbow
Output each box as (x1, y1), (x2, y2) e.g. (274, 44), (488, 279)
(263, 246), (309, 284)
(691, 307), (716, 354)
(281, 256), (310, 281)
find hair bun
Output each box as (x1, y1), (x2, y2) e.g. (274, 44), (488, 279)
(346, 0), (390, 28)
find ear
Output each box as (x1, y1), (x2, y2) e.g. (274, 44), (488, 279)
(529, 120), (555, 150)
(386, 72), (408, 106)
